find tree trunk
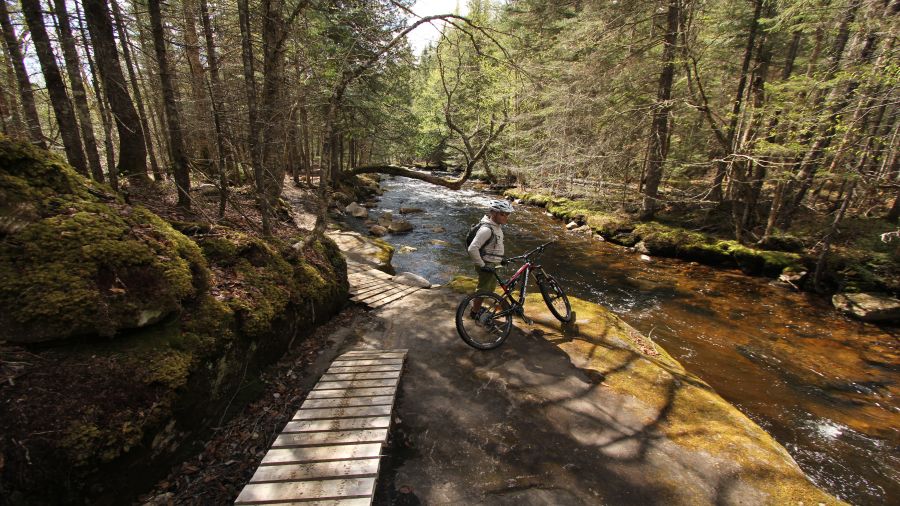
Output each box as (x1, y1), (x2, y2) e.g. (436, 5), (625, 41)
(813, 180), (856, 291)
(640, 0), (679, 221)
(148, 0), (190, 208)
(20, 0), (86, 173)
(709, 0), (762, 204)
(75, 0), (116, 187)
(778, 1), (863, 228)
(237, 0), (268, 234)
(181, 0), (211, 160)
(51, 0), (103, 181)
(83, 0), (147, 181)
(0, 0), (44, 146)
(198, 0), (228, 218)
(110, 0), (162, 181)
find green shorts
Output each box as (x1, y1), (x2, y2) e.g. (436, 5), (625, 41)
(476, 263), (498, 293)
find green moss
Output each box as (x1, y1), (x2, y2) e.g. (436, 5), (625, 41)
(517, 293), (839, 504)
(367, 236), (395, 271)
(447, 275), (478, 294)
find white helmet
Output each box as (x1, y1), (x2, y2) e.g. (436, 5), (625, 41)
(488, 199), (515, 214)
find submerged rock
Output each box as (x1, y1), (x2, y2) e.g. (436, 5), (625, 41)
(389, 219), (413, 234)
(345, 202), (368, 218)
(369, 225), (388, 237)
(832, 293), (900, 322)
(399, 207), (424, 215)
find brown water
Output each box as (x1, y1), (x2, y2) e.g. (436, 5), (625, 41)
(344, 177), (899, 505)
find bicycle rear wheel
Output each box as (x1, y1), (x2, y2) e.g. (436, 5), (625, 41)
(455, 292), (513, 350)
(538, 275), (572, 323)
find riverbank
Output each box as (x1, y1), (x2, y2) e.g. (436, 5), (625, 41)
(344, 175), (898, 504)
(503, 188), (900, 299)
(350, 275), (840, 504)
(0, 138), (348, 503)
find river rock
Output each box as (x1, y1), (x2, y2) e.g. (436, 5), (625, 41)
(369, 225), (388, 237)
(393, 272), (431, 288)
(594, 234), (605, 242)
(640, 254), (652, 262)
(400, 207), (424, 215)
(398, 245), (417, 254)
(345, 202), (368, 218)
(377, 211), (394, 227)
(832, 293), (900, 322)
(431, 226), (446, 233)
(566, 221), (580, 230)
(389, 219), (413, 233)
(777, 270), (807, 289)
(571, 224), (591, 234)
(430, 239), (449, 246)
(635, 241), (650, 255)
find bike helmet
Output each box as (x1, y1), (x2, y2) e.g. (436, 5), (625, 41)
(488, 199), (515, 214)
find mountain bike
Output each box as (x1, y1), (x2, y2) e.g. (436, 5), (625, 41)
(455, 241), (572, 350)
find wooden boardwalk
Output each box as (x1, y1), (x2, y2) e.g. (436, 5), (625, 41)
(347, 261), (423, 309)
(235, 349), (408, 505)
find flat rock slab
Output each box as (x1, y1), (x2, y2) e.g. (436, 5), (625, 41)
(235, 349), (407, 506)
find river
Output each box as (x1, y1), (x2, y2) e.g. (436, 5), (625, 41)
(340, 176), (899, 505)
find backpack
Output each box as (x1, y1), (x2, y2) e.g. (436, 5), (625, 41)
(465, 222), (494, 255)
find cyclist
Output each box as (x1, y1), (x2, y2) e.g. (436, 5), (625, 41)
(467, 199), (514, 317)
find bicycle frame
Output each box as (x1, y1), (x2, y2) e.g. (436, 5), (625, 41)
(494, 261), (531, 308)
(486, 241), (554, 317)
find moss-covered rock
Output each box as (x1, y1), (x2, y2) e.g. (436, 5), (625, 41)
(519, 294), (840, 505)
(0, 138), (349, 503)
(0, 137), (207, 343)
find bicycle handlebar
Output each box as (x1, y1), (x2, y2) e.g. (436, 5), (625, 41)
(503, 240), (555, 264)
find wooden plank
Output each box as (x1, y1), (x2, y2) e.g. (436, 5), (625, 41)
(273, 429), (388, 448)
(259, 499), (372, 506)
(301, 396), (394, 409)
(307, 387), (397, 398)
(293, 405), (393, 420)
(260, 444), (382, 465)
(350, 282), (395, 298)
(368, 287), (421, 308)
(314, 379), (398, 390)
(349, 283), (393, 298)
(326, 364), (403, 374)
(338, 352), (406, 359)
(367, 288), (419, 309)
(249, 459), (379, 483)
(330, 359), (403, 367)
(348, 280), (384, 292)
(234, 477), (375, 504)
(347, 275), (385, 286)
(355, 285), (407, 304)
(282, 417), (391, 433)
(320, 372), (400, 381)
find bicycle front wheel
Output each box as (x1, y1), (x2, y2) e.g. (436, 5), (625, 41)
(539, 275), (572, 323)
(455, 292), (513, 350)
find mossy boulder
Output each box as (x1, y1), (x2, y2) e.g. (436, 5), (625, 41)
(0, 138), (350, 503)
(0, 137), (207, 343)
(518, 294), (840, 504)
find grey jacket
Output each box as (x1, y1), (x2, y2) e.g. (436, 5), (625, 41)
(467, 215), (504, 267)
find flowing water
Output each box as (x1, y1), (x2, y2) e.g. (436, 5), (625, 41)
(341, 176), (899, 505)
